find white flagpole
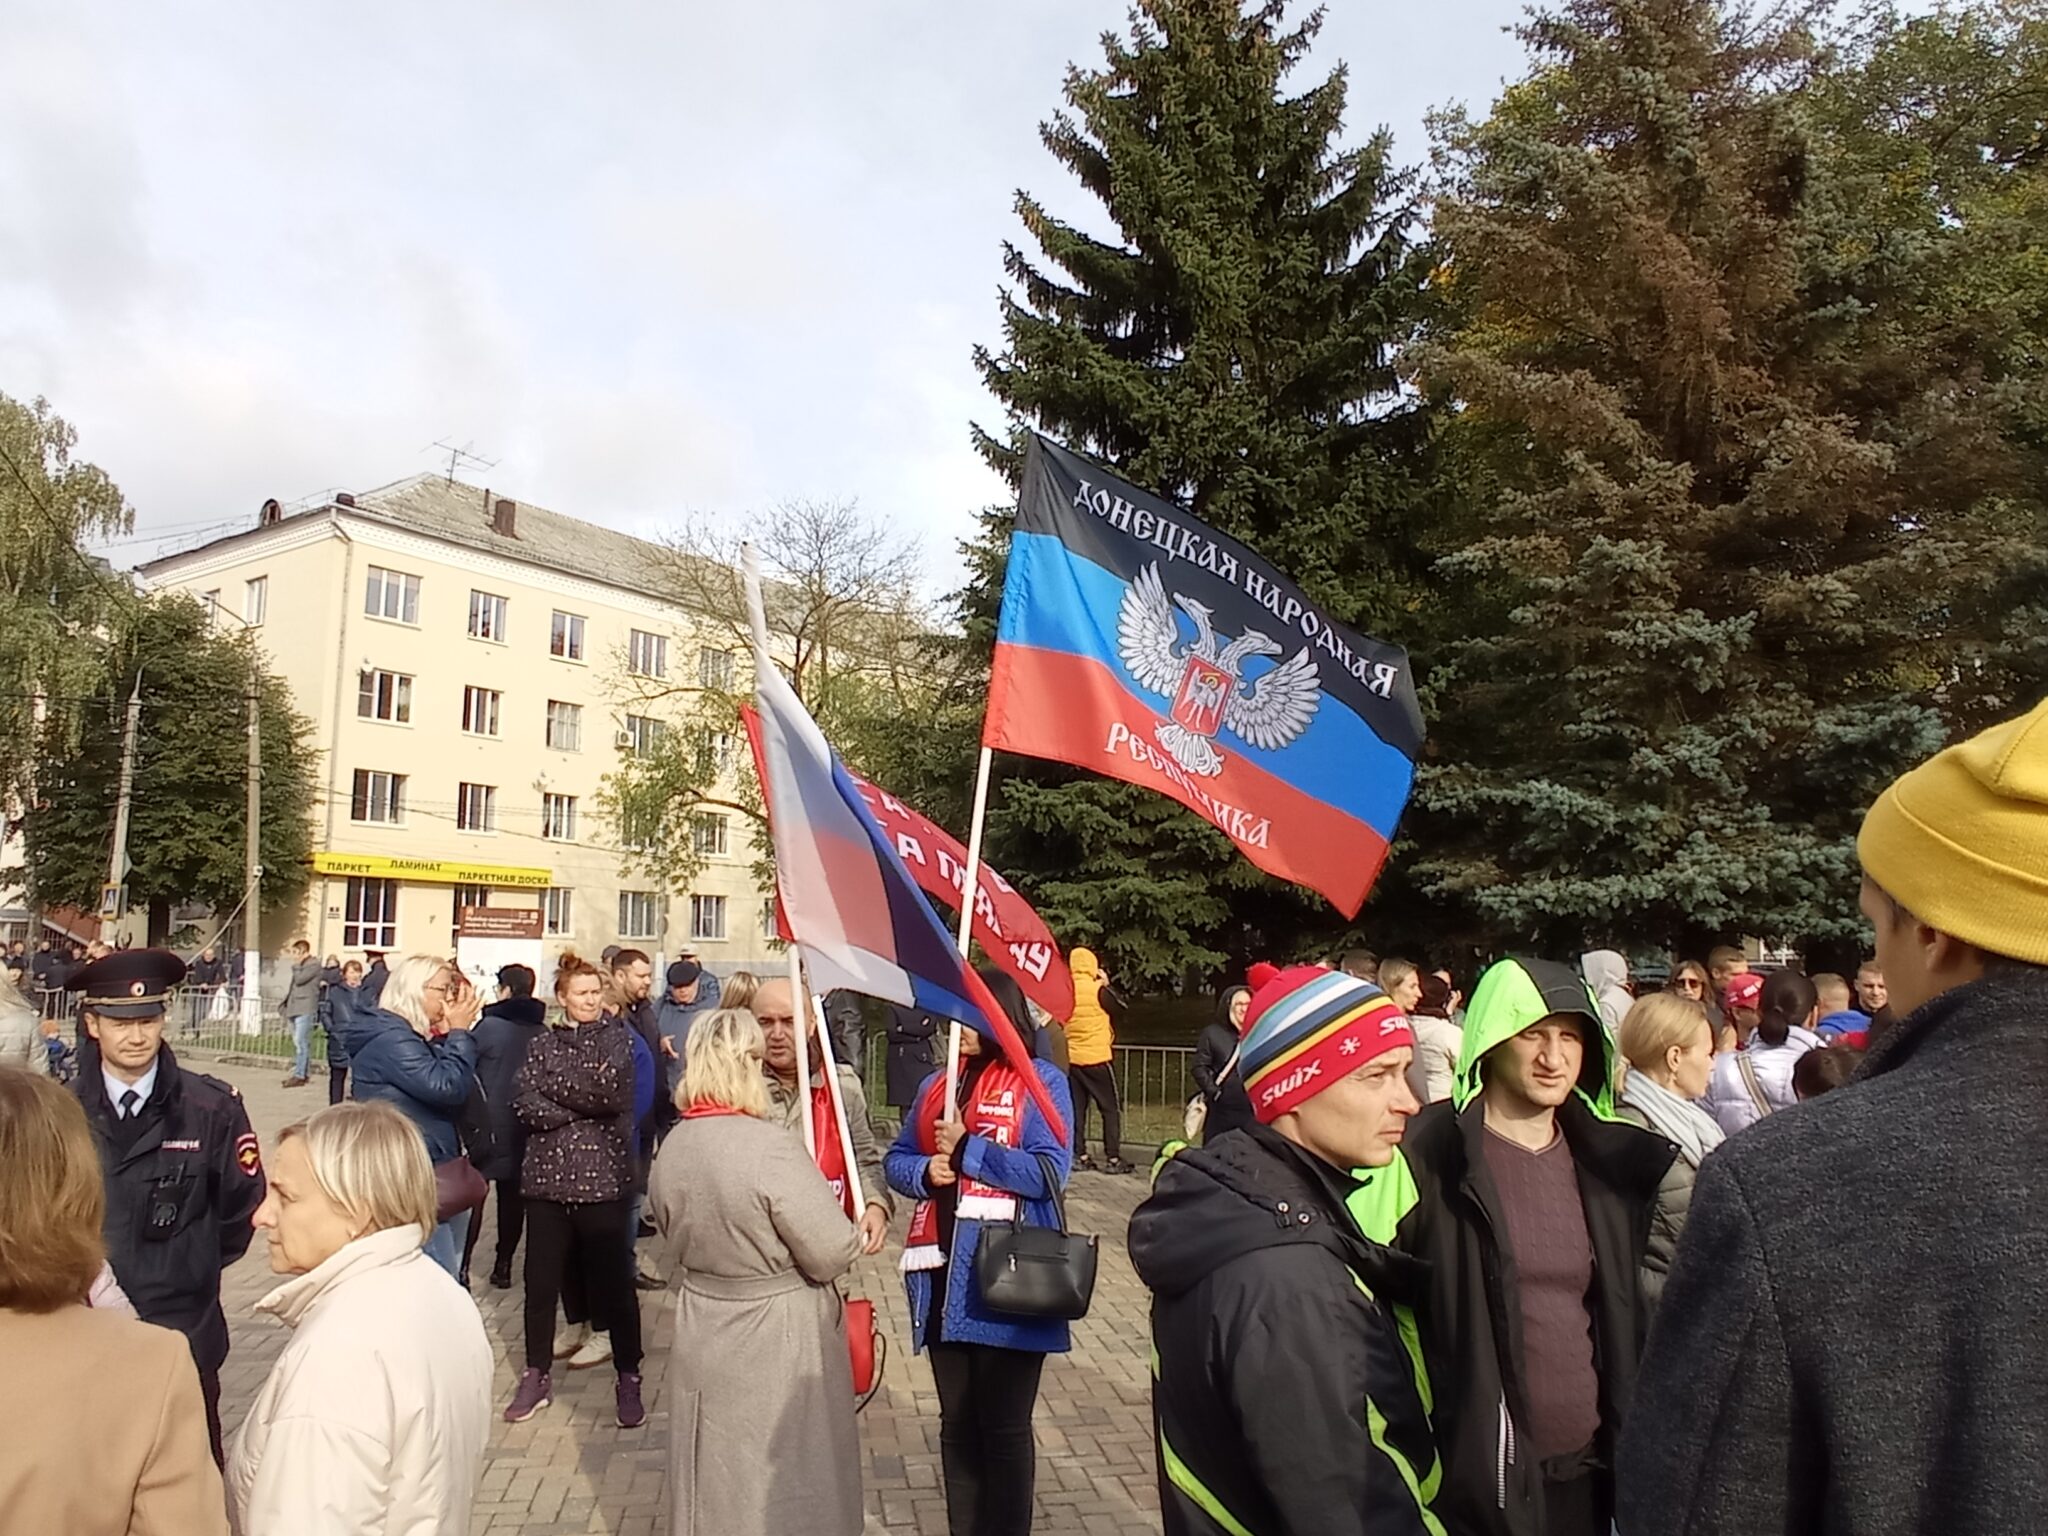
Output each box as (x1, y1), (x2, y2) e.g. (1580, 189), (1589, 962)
(809, 986), (866, 1213)
(943, 744), (995, 1113)
(790, 942), (815, 1157)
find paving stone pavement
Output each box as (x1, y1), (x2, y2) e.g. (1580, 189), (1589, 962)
(203, 1057), (1163, 1536)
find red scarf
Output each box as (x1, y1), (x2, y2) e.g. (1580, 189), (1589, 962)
(901, 1059), (1028, 1273)
(810, 1080), (853, 1218)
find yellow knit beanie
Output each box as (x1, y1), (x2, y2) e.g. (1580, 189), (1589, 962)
(1857, 697), (2048, 964)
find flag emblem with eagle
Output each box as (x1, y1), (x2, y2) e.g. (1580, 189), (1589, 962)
(1116, 562), (1322, 777)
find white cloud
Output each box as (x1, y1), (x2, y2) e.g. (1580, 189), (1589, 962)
(4, 0), (1533, 588)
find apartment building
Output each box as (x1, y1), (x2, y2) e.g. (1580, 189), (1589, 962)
(139, 476), (775, 971)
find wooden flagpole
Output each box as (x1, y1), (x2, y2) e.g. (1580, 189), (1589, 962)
(942, 744), (995, 1114)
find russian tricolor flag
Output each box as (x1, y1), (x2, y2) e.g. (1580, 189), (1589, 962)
(740, 599), (1065, 1137)
(985, 438), (1425, 918)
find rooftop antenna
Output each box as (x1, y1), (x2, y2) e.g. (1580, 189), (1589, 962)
(426, 438), (499, 486)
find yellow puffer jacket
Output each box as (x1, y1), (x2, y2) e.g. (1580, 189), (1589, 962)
(1065, 947), (1114, 1066)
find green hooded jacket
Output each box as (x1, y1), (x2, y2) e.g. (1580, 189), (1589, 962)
(1345, 957), (1673, 1536)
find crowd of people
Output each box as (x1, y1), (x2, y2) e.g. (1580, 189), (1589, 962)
(0, 923), (1080, 1536)
(2, 697), (2042, 1535)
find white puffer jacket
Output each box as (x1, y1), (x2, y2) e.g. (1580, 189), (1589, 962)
(226, 1224), (493, 1536)
(1703, 1026), (1822, 1136)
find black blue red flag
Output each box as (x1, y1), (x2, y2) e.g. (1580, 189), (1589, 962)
(984, 436), (1425, 918)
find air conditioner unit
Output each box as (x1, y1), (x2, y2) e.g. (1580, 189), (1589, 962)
(614, 729), (636, 749)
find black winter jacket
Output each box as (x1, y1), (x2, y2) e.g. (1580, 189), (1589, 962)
(1130, 1124), (1441, 1536)
(1618, 969), (2048, 1536)
(76, 1047), (266, 1373)
(1190, 1020), (1254, 1144)
(1348, 956), (1673, 1536)
(882, 1001), (940, 1110)
(472, 996), (547, 1182)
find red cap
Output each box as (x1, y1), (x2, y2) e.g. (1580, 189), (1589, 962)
(1246, 961), (1280, 994)
(1725, 973), (1765, 1012)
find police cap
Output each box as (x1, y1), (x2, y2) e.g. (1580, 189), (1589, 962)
(73, 948), (188, 1018)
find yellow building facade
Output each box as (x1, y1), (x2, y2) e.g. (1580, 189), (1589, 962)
(140, 477), (774, 972)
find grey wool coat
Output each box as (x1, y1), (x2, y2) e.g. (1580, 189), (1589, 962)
(649, 1112), (863, 1536)
(1618, 969), (2048, 1536)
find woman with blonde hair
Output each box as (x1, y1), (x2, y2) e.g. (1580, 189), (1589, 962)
(227, 1101), (492, 1534)
(1615, 991), (1724, 1311)
(719, 969), (761, 1015)
(650, 1007), (864, 1535)
(0, 1066), (228, 1534)
(336, 953), (482, 1276)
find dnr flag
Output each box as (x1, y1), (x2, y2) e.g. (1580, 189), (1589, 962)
(985, 437), (1424, 918)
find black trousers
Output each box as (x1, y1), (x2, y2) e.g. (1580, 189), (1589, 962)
(327, 1066), (348, 1105)
(200, 1366), (224, 1468)
(1067, 1063), (1122, 1161)
(461, 1176), (525, 1280)
(523, 1197), (640, 1374)
(928, 1343), (1046, 1536)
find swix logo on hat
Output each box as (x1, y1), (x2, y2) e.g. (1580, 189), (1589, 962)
(1238, 966), (1414, 1124)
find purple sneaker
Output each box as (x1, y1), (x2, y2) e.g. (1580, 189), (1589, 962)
(616, 1371), (646, 1429)
(503, 1368), (552, 1423)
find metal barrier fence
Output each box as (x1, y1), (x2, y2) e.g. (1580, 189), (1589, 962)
(855, 1038), (1198, 1149)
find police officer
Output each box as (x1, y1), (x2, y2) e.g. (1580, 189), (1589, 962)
(71, 948), (266, 1467)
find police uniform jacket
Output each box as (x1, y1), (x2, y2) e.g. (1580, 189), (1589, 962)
(77, 1044), (266, 1374)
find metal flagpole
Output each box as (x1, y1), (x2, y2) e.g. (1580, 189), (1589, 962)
(809, 986), (866, 1212)
(789, 943), (815, 1157)
(942, 744), (995, 1113)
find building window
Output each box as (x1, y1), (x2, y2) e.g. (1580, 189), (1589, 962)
(760, 895), (781, 939)
(201, 589), (222, 626)
(618, 890), (660, 940)
(243, 576), (268, 626)
(461, 686), (501, 737)
(350, 770), (406, 824)
(468, 590), (508, 642)
(692, 812), (729, 856)
(451, 883), (491, 925)
(545, 700), (582, 752)
(622, 714), (666, 759)
(541, 793), (578, 841)
(628, 629), (668, 679)
(343, 877), (399, 949)
(544, 887), (573, 936)
(689, 894), (727, 942)
(357, 669), (413, 723)
(698, 646), (734, 691)
(618, 804), (655, 853)
(365, 566), (421, 624)
(456, 782), (497, 832)
(550, 610), (585, 661)
(692, 728), (736, 777)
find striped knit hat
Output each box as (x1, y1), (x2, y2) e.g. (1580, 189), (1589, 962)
(1240, 965), (1414, 1123)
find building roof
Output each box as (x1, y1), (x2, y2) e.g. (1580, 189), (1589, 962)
(139, 474), (695, 605)
(334, 475), (684, 602)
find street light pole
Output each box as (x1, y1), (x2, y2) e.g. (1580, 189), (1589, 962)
(241, 679), (262, 1037)
(106, 672), (142, 927)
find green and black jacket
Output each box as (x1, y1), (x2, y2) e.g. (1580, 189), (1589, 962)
(1129, 1123), (1445, 1536)
(1347, 958), (1674, 1536)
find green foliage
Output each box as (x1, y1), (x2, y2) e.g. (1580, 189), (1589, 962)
(0, 393), (132, 803)
(1408, 0), (2047, 953)
(885, 0), (1440, 985)
(24, 595), (317, 936)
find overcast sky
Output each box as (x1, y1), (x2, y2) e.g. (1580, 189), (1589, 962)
(2, 1), (1533, 589)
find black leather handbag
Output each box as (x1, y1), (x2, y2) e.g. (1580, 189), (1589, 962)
(973, 1153), (1097, 1320)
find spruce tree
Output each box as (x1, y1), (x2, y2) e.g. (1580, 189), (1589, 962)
(1409, 0), (2043, 954)
(925, 0), (1436, 983)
